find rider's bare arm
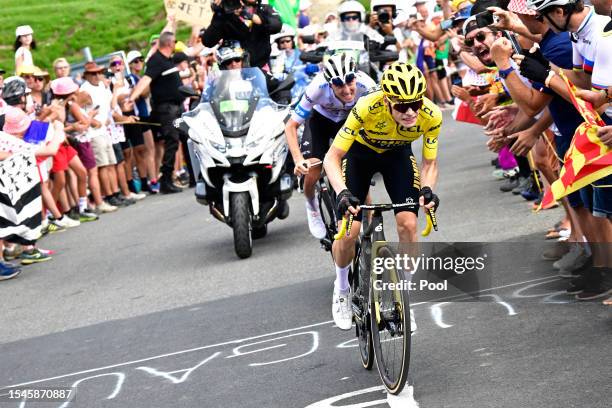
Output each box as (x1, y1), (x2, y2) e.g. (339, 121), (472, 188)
(284, 118), (308, 174)
(323, 146), (349, 196)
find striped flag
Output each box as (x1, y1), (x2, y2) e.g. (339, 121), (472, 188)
(539, 72), (612, 210)
(0, 132), (42, 245)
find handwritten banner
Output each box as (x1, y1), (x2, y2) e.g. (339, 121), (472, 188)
(164, 0), (213, 27)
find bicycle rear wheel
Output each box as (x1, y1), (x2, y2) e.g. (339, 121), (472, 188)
(370, 245), (411, 395)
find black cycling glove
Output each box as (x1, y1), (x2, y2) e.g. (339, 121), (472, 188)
(420, 186), (440, 210)
(519, 48), (551, 84)
(336, 189), (360, 215)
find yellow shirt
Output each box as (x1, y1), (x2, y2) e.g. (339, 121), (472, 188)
(332, 90), (443, 160)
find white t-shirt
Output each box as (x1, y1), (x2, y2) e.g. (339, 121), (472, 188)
(80, 81), (113, 141)
(14, 47), (33, 69)
(590, 18), (612, 119)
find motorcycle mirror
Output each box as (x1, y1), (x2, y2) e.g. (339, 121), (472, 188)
(179, 85), (199, 98)
(301, 34), (315, 44)
(382, 35), (396, 49)
(269, 74), (296, 96)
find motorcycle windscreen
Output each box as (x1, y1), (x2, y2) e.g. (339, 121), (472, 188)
(202, 68), (271, 133)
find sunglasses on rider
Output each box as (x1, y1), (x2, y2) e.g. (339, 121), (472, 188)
(341, 14), (361, 22)
(330, 72), (356, 87)
(389, 99), (423, 114)
(464, 31), (488, 47)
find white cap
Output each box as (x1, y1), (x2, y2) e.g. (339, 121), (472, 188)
(16, 25), (33, 37)
(200, 46), (216, 57)
(126, 50), (143, 64)
(300, 0), (312, 11)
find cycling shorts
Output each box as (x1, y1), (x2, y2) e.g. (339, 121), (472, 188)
(337, 142), (421, 222)
(301, 109), (344, 160)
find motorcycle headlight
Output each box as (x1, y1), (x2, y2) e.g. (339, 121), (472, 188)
(211, 141), (227, 153)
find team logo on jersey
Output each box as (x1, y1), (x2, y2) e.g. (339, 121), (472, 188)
(375, 121), (387, 130)
(429, 122), (441, 131)
(399, 125), (424, 133)
(421, 106), (434, 117)
(426, 137), (437, 146)
(342, 126), (356, 136)
(368, 100), (384, 114)
(352, 108), (364, 124)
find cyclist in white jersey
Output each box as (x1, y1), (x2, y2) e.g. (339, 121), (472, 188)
(285, 53), (375, 239)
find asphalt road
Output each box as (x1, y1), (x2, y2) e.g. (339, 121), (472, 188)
(1, 112), (610, 408)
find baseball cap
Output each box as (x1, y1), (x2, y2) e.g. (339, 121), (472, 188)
(508, 0), (536, 15)
(126, 50), (143, 64)
(15, 25), (33, 37)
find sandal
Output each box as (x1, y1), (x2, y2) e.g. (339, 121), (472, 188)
(546, 229), (569, 240)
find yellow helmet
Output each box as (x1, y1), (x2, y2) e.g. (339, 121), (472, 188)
(380, 62), (427, 103)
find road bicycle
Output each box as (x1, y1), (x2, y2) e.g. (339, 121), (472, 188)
(334, 203), (437, 395)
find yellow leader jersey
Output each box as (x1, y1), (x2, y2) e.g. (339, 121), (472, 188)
(332, 90), (442, 160)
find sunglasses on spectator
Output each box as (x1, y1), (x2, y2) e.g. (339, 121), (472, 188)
(330, 72), (356, 87)
(224, 57), (242, 65)
(278, 38), (293, 44)
(464, 31), (489, 47)
(389, 99), (423, 114)
(34, 76), (45, 82)
(110, 60), (123, 67)
(130, 58), (144, 64)
(341, 14), (361, 22)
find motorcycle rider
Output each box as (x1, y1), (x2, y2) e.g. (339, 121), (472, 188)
(270, 25), (301, 81)
(331, 0), (384, 43)
(284, 53), (376, 239)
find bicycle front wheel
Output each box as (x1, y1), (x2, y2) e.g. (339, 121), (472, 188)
(370, 245), (411, 395)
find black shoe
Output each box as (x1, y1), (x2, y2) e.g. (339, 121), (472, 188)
(277, 200), (290, 219)
(160, 182), (183, 194)
(67, 207), (80, 221)
(106, 196), (123, 207)
(500, 176), (519, 192)
(512, 176), (530, 195)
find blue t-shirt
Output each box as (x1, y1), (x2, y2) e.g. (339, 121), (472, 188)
(533, 30), (583, 141)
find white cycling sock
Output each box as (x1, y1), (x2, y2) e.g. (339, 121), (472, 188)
(334, 264), (350, 294)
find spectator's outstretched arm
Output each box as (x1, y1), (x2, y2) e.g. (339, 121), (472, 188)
(459, 51), (490, 74)
(162, 11), (177, 34)
(0, 151), (11, 161)
(130, 75), (152, 102)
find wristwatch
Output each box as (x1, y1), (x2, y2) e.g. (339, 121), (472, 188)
(498, 66), (514, 79)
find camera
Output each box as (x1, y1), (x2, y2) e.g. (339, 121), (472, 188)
(212, 0), (243, 14)
(378, 10), (391, 24)
(474, 11), (496, 28)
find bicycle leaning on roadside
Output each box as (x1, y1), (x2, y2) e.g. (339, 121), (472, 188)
(334, 203), (438, 395)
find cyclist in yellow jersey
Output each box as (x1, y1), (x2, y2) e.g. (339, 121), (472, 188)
(323, 62), (442, 330)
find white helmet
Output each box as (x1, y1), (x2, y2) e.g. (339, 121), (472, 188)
(338, 0), (366, 22)
(526, 0), (576, 12)
(323, 53), (357, 84)
(371, 0), (397, 12)
(271, 24), (297, 43)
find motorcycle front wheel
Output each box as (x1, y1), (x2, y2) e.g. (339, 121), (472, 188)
(231, 192), (253, 259)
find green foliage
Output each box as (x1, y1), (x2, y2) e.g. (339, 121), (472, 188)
(0, 0), (184, 74)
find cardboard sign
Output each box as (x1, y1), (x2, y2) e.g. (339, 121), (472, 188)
(164, 0), (213, 27)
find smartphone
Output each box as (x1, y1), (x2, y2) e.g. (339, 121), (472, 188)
(474, 10), (496, 28)
(440, 19), (453, 31)
(93, 105), (100, 110)
(505, 32), (523, 54)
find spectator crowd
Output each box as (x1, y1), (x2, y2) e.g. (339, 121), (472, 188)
(0, 0), (610, 305)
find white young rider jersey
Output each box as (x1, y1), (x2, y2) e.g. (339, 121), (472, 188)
(291, 71), (376, 124)
(571, 6), (610, 74)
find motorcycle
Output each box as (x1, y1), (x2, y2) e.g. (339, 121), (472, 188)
(176, 68), (293, 259)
